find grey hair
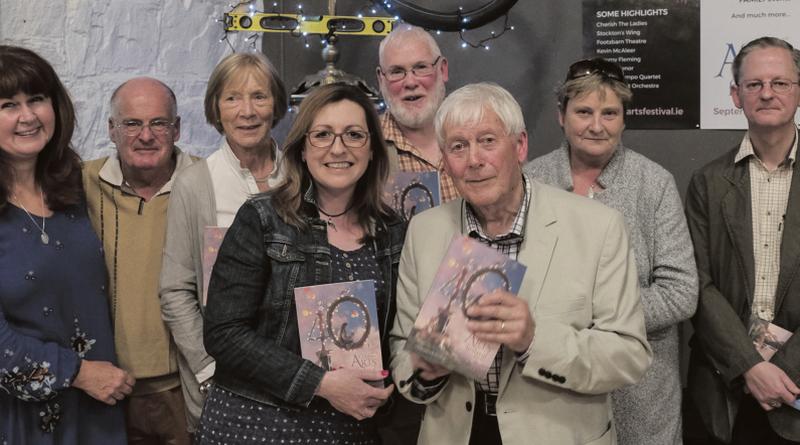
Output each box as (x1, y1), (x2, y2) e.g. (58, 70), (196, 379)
(556, 74), (633, 114)
(434, 82), (525, 148)
(110, 77), (177, 119)
(732, 36), (800, 84)
(378, 24), (442, 66)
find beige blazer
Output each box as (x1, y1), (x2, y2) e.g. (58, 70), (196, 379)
(389, 179), (652, 445)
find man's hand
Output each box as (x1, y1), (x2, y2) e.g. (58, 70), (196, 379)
(72, 360), (135, 405)
(743, 361), (800, 411)
(466, 289), (535, 353)
(409, 353), (451, 382)
(316, 368), (394, 420)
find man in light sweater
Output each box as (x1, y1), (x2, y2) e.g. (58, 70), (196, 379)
(83, 77), (195, 444)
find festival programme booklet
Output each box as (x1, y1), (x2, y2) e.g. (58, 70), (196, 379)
(405, 235), (527, 380)
(749, 316), (800, 410)
(383, 171), (441, 221)
(294, 280), (383, 379)
(201, 226), (228, 306)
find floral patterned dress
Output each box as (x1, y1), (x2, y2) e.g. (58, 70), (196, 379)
(0, 203), (126, 445)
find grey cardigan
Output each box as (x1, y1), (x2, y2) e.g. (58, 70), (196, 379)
(159, 159), (217, 432)
(526, 143), (698, 445)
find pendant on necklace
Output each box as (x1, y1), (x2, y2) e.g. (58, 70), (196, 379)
(587, 185), (596, 199)
(40, 233), (50, 245)
(326, 219), (337, 231)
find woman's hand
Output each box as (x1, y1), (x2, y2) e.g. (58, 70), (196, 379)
(316, 368), (394, 420)
(72, 360), (135, 405)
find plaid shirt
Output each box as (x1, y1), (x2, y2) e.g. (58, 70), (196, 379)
(410, 174), (532, 402)
(464, 174), (531, 394)
(735, 130), (798, 322)
(381, 113), (460, 203)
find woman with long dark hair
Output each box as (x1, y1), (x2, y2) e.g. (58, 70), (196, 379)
(0, 45), (132, 444)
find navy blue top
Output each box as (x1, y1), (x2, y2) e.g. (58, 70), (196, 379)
(0, 203), (125, 444)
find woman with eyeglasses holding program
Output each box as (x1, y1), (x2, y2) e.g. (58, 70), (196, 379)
(195, 84), (404, 444)
(526, 58), (698, 445)
(159, 52), (288, 433)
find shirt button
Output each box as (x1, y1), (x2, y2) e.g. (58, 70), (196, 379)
(465, 401), (472, 412)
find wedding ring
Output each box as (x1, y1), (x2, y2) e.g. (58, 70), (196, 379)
(500, 320), (506, 332)
(770, 400), (781, 408)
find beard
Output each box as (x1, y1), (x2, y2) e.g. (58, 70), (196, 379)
(382, 80), (446, 130)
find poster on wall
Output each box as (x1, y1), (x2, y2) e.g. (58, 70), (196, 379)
(700, 0), (800, 129)
(582, 0), (700, 129)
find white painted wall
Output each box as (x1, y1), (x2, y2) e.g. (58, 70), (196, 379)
(0, 0), (261, 160)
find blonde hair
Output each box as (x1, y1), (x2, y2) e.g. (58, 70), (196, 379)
(204, 52), (287, 133)
(556, 73), (633, 113)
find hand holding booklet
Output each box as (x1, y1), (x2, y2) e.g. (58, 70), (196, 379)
(294, 280), (383, 385)
(748, 315), (800, 410)
(405, 235), (527, 380)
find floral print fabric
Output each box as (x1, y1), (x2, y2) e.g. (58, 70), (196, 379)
(0, 204), (125, 444)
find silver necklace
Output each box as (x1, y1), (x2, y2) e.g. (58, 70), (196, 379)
(13, 190), (49, 245)
(587, 184), (596, 199)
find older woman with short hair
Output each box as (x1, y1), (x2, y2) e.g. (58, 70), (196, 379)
(159, 51), (288, 431)
(526, 57), (698, 445)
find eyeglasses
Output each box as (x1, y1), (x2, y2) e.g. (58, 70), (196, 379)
(306, 129), (370, 149)
(112, 119), (178, 137)
(379, 56), (442, 82)
(566, 58), (626, 83)
(737, 79), (800, 95)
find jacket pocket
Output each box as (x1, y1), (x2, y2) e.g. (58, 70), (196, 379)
(266, 239), (305, 263)
(264, 240), (304, 309)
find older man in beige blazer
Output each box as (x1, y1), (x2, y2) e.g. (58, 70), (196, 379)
(389, 82), (652, 445)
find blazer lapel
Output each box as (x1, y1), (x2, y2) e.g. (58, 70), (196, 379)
(775, 162), (800, 311)
(720, 160), (755, 308)
(499, 182), (558, 395)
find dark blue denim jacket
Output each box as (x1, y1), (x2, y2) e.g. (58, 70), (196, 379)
(204, 191), (406, 409)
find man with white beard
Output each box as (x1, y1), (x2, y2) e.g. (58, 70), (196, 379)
(377, 24), (459, 202)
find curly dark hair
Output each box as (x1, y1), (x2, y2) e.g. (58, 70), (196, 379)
(0, 45), (82, 211)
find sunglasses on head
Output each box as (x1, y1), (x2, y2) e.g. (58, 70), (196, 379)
(566, 58), (626, 83)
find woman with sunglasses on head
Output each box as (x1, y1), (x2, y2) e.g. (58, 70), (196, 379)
(195, 84), (404, 445)
(0, 45), (131, 444)
(159, 52), (288, 433)
(526, 57), (698, 445)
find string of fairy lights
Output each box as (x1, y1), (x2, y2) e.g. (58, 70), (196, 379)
(218, 1), (515, 52)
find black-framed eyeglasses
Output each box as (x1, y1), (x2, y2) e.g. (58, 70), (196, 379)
(737, 79), (800, 95)
(306, 129), (370, 149)
(566, 58), (626, 83)
(112, 118), (178, 137)
(379, 56), (442, 82)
